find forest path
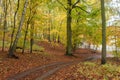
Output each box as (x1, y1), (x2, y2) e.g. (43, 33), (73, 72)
(7, 54), (103, 80)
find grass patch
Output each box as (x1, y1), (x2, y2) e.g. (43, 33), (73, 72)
(33, 44), (44, 52)
(16, 40), (44, 52)
(75, 61), (120, 79)
(112, 50), (120, 58)
(0, 41), (10, 48)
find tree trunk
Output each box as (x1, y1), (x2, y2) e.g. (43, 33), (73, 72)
(57, 21), (62, 43)
(9, 0), (20, 52)
(66, 0), (72, 56)
(22, 23), (29, 53)
(2, 0), (8, 52)
(58, 35), (60, 43)
(48, 10), (51, 42)
(48, 25), (51, 42)
(8, 0), (28, 58)
(101, 0), (106, 64)
(22, 6), (35, 53)
(30, 22), (34, 53)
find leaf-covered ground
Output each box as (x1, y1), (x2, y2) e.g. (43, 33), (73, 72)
(0, 41), (96, 80)
(47, 58), (120, 80)
(0, 51), (83, 80)
(0, 41), (118, 80)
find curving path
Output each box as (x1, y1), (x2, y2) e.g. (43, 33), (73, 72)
(7, 54), (113, 80)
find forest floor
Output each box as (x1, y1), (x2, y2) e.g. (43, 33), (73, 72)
(0, 41), (119, 80)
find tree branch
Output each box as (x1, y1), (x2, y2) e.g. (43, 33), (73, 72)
(73, 6), (90, 14)
(56, 0), (67, 10)
(72, 0), (80, 8)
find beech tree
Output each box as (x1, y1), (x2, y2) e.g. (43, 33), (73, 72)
(57, 0), (89, 56)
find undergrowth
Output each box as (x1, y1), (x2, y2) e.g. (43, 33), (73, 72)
(75, 61), (120, 80)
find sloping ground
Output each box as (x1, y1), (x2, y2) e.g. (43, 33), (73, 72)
(0, 41), (100, 80)
(46, 58), (120, 80)
(0, 51), (62, 80)
(38, 41), (100, 59)
(37, 41), (65, 55)
(0, 52), (81, 80)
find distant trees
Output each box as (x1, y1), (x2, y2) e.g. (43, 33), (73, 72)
(0, 0), (112, 62)
(106, 0), (120, 58)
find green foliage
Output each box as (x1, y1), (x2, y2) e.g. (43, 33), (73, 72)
(0, 0), (118, 56)
(33, 44), (44, 52)
(50, 42), (59, 48)
(112, 51), (120, 58)
(0, 41), (10, 48)
(17, 39), (44, 52)
(84, 61), (96, 66)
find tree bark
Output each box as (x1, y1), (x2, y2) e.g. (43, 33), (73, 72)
(22, 7), (35, 54)
(48, 10), (51, 42)
(2, 0), (8, 52)
(22, 23), (29, 53)
(101, 0), (106, 64)
(9, 0), (20, 52)
(8, 0), (28, 58)
(66, 0), (72, 56)
(57, 20), (63, 43)
(30, 22), (34, 53)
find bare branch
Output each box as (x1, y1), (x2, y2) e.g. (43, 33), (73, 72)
(56, 0), (67, 10)
(73, 6), (90, 14)
(72, 0), (80, 8)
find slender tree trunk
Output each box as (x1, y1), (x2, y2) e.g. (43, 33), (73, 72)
(23, 1), (36, 53)
(58, 21), (62, 43)
(43, 29), (45, 39)
(48, 10), (51, 42)
(9, 0), (13, 29)
(8, 0), (28, 58)
(101, 0), (106, 64)
(22, 13), (35, 54)
(22, 10), (34, 53)
(66, 0), (72, 56)
(2, 0), (8, 52)
(22, 23), (29, 53)
(53, 33), (55, 42)
(9, 0), (20, 51)
(30, 38), (34, 53)
(30, 22), (34, 53)
(58, 35), (60, 43)
(0, 13), (3, 51)
(48, 25), (51, 42)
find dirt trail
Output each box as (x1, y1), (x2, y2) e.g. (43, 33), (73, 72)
(7, 61), (65, 80)
(7, 41), (114, 80)
(7, 55), (99, 80)
(7, 54), (114, 80)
